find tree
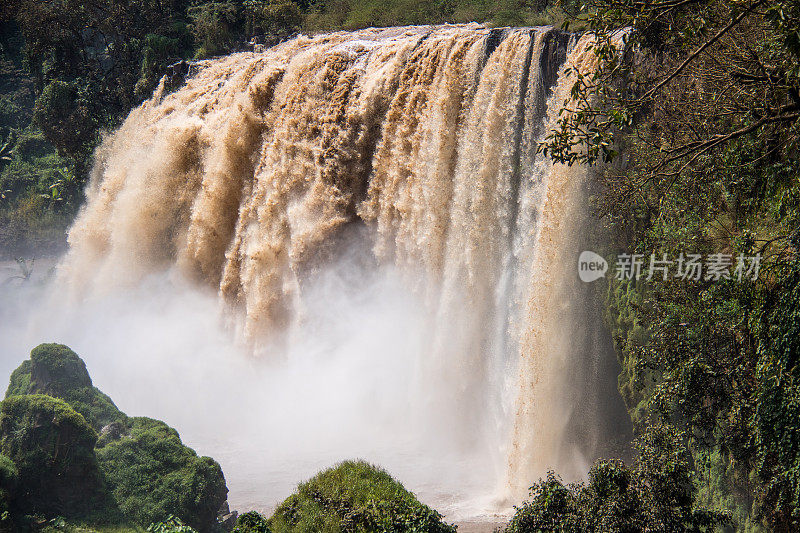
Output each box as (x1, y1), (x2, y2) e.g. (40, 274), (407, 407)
(506, 424), (727, 532)
(546, 0), (800, 529)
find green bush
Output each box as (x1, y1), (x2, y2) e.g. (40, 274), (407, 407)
(244, 1), (302, 38)
(188, 2), (241, 58)
(135, 33), (183, 99)
(0, 394), (113, 519)
(505, 424), (728, 532)
(268, 460), (456, 532)
(233, 511), (271, 533)
(96, 417), (227, 533)
(33, 80), (96, 157)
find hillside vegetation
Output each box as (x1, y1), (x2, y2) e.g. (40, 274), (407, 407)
(530, 0), (800, 531)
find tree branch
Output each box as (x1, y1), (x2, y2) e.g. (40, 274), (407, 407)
(640, 0), (768, 102)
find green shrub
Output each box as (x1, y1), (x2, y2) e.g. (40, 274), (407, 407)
(135, 33), (184, 99)
(505, 424), (728, 532)
(233, 511), (271, 533)
(38, 520), (146, 533)
(268, 460), (456, 532)
(5, 343), (125, 431)
(96, 417), (227, 533)
(32, 80), (96, 157)
(5, 360), (31, 397)
(188, 2), (240, 58)
(0, 394), (113, 519)
(0, 454), (17, 490)
(147, 515), (198, 533)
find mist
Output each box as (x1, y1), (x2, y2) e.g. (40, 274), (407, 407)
(0, 248), (508, 521)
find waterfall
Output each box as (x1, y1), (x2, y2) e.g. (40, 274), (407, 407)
(61, 24), (610, 505)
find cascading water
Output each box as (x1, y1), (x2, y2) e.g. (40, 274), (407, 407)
(55, 24), (619, 517)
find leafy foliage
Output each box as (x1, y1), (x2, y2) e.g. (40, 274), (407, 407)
(544, 0), (800, 530)
(0, 453), (18, 525)
(3, 344), (228, 532)
(147, 515), (199, 533)
(505, 424), (728, 532)
(304, 0), (572, 32)
(33, 80), (97, 159)
(232, 512), (271, 533)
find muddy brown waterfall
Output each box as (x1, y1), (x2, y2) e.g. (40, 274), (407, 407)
(62, 24), (615, 504)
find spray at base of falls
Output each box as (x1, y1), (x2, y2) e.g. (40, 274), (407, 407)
(56, 24), (619, 511)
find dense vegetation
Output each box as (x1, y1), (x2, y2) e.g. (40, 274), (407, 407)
(0, 394), (113, 520)
(525, 0), (800, 531)
(505, 423), (728, 532)
(7, 343), (123, 430)
(96, 417), (227, 532)
(2, 344), (228, 533)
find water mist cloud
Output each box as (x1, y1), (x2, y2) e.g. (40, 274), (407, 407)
(0, 252), (504, 521)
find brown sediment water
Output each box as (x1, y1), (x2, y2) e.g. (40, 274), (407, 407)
(61, 25), (607, 508)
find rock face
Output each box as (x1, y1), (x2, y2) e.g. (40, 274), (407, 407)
(3, 343), (229, 531)
(217, 501), (239, 533)
(0, 394), (111, 518)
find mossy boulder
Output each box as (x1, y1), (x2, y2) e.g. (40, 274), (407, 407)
(0, 394), (112, 518)
(6, 343), (125, 430)
(95, 417), (227, 532)
(267, 460), (456, 533)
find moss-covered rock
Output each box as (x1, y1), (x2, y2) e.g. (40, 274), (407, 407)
(0, 394), (112, 518)
(5, 343), (125, 431)
(4, 344), (228, 531)
(95, 417), (227, 533)
(28, 343), (92, 393)
(268, 460), (456, 533)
